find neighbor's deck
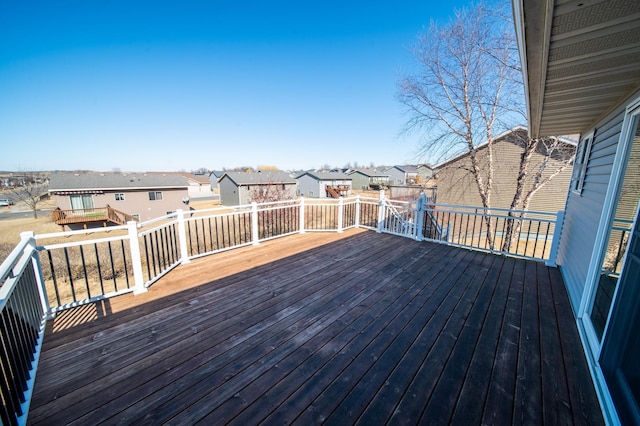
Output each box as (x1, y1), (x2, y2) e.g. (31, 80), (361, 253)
(28, 229), (604, 425)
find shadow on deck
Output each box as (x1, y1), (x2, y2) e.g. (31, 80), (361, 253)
(28, 230), (604, 425)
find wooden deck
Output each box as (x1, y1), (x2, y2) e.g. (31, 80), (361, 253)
(28, 229), (604, 425)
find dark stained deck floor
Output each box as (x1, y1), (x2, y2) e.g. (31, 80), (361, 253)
(28, 230), (604, 425)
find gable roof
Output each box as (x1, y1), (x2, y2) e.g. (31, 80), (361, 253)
(346, 168), (389, 178)
(219, 171), (297, 186)
(178, 172), (210, 185)
(434, 126), (576, 170)
(386, 165), (418, 174)
(297, 171), (351, 181)
(512, 0), (640, 138)
(49, 172), (189, 192)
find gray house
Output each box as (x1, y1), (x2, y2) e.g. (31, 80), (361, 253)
(514, 0), (640, 423)
(346, 168), (390, 190)
(296, 171), (352, 198)
(416, 164), (435, 184)
(384, 165), (418, 185)
(208, 170), (225, 188)
(218, 171), (297, 206)
(48, 172), (190, 228)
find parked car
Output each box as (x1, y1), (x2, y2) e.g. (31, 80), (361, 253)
(0, 198), (14, 206)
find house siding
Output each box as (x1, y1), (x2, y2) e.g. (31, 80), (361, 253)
(218, 176), (241, 206)
(417, 165), (434, 184)
(219, 175), (298, 206)
(296, 173), (352, 198)
(435, 134), (573, 214)
(349, 172), (371, 190)
(385, 168), (405, 185)
(556, 96), (630, 311)
(56, 189), (188, 222)
(297, 175), (320, 197)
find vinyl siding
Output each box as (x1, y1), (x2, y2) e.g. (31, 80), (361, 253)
(349, 173), (371, 190)
(297, 175), (321, 197)
(218, 176), (241, 206)
(556, 101), (627, 312)
(55, 189), (188, 222)
(435, 133), (573, 214)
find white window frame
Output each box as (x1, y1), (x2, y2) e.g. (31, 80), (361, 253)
(571, 131), (594, 194)
(148, 191), (163, 201)
(115, 193), (125, 201)
(579, 96), (640, 352)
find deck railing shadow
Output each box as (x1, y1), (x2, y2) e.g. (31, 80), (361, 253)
(0, 191), (563, 425)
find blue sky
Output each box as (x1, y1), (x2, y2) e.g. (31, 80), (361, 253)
(1, 0), (486, 172)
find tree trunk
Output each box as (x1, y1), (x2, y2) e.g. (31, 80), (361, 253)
(502, 138), (538, 252)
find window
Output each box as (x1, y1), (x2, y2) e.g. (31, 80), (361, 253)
(149, 191), (163, 201)
(571, 132), (594, 194)
(69, 194), (93, 211)
(115, 193), (125, 201)
(132, 214), (140, 220)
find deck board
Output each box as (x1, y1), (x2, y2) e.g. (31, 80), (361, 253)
(28, 230), (604, 425)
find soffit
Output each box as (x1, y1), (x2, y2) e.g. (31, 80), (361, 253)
(522, 0), (640, 137)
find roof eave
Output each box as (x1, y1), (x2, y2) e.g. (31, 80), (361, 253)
(512, 0), (554, 139)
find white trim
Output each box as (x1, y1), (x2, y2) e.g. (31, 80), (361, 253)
(571, 130), (594, 195)
(578, 96), (640, 324)
(576, 94), (640, 424)
(576, 319), (622, 426)
(512, 0), (531, 131)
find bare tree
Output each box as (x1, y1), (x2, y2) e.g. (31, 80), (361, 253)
(7, 172), (49, 219)
(248, 182), (294, 204)
(397, 2), (574, 250)
(249, 181), (296, 239)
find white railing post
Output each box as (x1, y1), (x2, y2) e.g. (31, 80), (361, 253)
(414, 193), (426, 240)
(251, 202), (260, 245)
(299, 197), (305, 234)
(546, 210), (564, 267)
(355, 195), (361, 228)
(377, 190), (386, 233)
(21, 231), (51, 317)
(127, 221), (147, 294)
(337, 197), (344, 233)
(176, 209), (190, 265)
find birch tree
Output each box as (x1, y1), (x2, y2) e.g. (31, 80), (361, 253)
(397, 2), (573, 251)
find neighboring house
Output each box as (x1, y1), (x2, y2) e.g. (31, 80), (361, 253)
(218, 171), (297, 206)
(416, 164), (435, 185)
(346, 168), (390, 190)
(178, 172), (212, 198)
(48, 172), (190, 229)
(384, 165), (419, 185)
(513, 1), (640, 423)
(208, 170), (225, 189)
(434, 126), (575, 213)
(296, 171), (352, 198)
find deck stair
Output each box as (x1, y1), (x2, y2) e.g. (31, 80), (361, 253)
(383, 200), (416, 235)
(423, 207), (448, 241)
(325, 185), (350, 198)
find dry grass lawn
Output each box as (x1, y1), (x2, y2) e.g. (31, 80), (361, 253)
(0, 198), (220, 244)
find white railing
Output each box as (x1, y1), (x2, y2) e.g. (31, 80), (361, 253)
(0, 233), (48, 425)
(0, 193), (564, 424)
(423, 203), (562, 263)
